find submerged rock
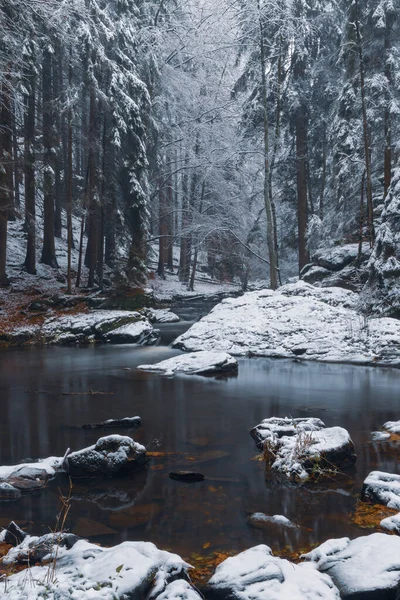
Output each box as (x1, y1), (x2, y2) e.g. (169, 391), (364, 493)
(169, 471), (205, 482)
(251, 416), (356, 482)
(361, 471), (400, 509)
(303, 533), (400, 599)
(205, 544), (340, 600)
(2, 537), (194, 600)
(0, 483), (21, 500)
(67, 435), (147, 478)
(137, 350), (238, 377)
(82, 416), (142, 430)
(247, 513), (299, 530)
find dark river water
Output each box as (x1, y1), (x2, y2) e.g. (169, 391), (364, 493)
(0, 309), (400, 563)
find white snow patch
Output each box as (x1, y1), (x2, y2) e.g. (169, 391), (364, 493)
(2, 539), (192, 600)
(137, 350), (238, 376)
(380, 512), (400, 533)
(372, 431), (391, 441)
(249, 513), (299, 528)
(173, 282), (400, 366)
(383, 420), (400, 434)
(208, 544), (340, 600)
(362, 471), (400, 509)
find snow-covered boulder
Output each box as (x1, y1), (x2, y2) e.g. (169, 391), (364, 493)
(104, 320), (158, 344)
(383, 420), (400, 435)
(137, 351), (238, 377)
(361, 471), (400, 509)
(157, 581), (203, 600)
(66, 435), (147, 477)
(0, 457), (63, 500)
(2, 538), (193, 600)
(380, 513), (400, 534)
(251, 417), (325, 448)
(8, 310), (160, 346)
(173, 282), (400, 366)
(147, 308), (180, 323)
(251, 417), (356, 482)
(303, 533), (400, 599)
(205, 544), (340, 600)
(312, 244), (366, 272)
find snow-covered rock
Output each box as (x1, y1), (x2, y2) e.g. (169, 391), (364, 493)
(137, 350), (238, 377)
(173, 282), (400, 366)
(371, 431), (391, 441)
(147, 308), (180, 323)
(383, 420), (400, 435)
(205, 544), (340, 600)
(8, 310), (159, 346)
(380, 513), (400, 534)
(2, 538), (193, 600)
(247, 513), (299, 529)
(157, 581), (203, 600)
(67, 435), (147, 477)
(312, 244), (367, 272)
(303, 533), (400, 599)
(251, 417), (356, 482)
(0, 482), (21, 500)
(251, 417), (325, 448)
(0, 457), (63, 499)
(361, 471), (400, 509)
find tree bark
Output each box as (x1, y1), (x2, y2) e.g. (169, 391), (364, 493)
(355, 0), (374, 246)
(24, 58), (36, 275)
(258, 0), (278, 289)
(296, 111), (309, 272)
(0, 69), (13, 286)
(41, 47), (59, 268)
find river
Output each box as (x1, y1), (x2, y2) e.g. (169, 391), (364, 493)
(0, 306), (399, 563)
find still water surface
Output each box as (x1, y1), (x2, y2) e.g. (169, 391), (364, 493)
(0, 314), (400, 560)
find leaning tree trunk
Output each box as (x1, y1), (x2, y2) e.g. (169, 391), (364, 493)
(41, 47), (59, 268)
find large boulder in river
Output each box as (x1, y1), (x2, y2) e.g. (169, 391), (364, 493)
(205, 544), (340, 600)
(172, 281), (400, 366)
(303, 533), (400, 599)
(137, 351), (238, 377)
(2, 537), (194, 600)
(66, 435), (147, 477)
(251, 417), (356, 482)
(361, 471), (400, 509)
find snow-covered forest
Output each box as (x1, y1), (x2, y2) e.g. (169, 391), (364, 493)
(3, 2), (400, 599)
(1, 0), (400, 302)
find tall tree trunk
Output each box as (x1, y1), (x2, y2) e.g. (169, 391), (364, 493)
(66, 54), (73, 294)
(383, 12), (392, 200)
(166, 176), (174, 271)
(53, 40), (62, 238)
(24, 59), (36, 275)
(179, 154), (191, 283)
(157, 178), (167, 278)
(258, 0), (278, 289)
(86, 84), (97, 287)
(355, 0), (374, 247)
(12, 97), (20, 212)
(296, 111), (309, 272)
(188, 180), (205, 292)
(41, 47), (58, 268)
(0, 69), (12, 286)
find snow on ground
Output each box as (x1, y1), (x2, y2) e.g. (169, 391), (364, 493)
(361, 471), (400, 509)
(302, 533), (400, 598)
(2, 538), (192, 600)
(173, 281), (400, 366)
(147, 272), (240, 302)
(206, 544), (340, 600)
(137, 350), (238, 376)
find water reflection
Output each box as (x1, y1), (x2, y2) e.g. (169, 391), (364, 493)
(0, 344), (400, 557)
